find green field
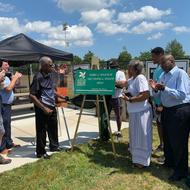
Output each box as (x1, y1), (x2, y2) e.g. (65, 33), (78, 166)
(0, 127), (189, 190)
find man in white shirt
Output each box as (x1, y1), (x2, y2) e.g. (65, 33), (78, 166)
(106, 59), (126, 137)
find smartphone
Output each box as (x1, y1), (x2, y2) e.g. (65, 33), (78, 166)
(124, 92), (133, 97)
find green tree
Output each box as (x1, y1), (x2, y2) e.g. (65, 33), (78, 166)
(83, 51), (94, 64)
(138, 51), (152, 61)
(165, 39), (186, 59)
(72, 55), (83, 65)
(117, 48), (132, 69)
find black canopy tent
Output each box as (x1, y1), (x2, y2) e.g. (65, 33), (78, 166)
(0, 33), (73, 86)
(0, 33), (73, 66)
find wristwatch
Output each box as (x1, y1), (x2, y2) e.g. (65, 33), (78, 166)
(128, 97), (132, 103)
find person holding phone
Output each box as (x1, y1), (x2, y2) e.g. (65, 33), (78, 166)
(122, 60), (152, 168)
(150, 54), (190, 183)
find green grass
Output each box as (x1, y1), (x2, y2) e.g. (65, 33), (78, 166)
(0, 127), (189, 190)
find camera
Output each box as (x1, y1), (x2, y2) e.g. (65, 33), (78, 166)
(5, 72), (12, 79)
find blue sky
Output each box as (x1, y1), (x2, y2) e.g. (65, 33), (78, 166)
(0, 0), (190, 60)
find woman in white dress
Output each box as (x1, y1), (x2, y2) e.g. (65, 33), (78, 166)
(122, 60), (152, 168)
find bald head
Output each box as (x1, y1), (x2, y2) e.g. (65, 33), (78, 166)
(39, 56), (53, 73)
(160, 54), (175, 72)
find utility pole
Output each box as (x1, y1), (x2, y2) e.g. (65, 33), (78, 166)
(63, 23), (69, 48)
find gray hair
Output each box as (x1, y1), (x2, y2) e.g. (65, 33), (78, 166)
(128, 60), (144, 75)
(39, 56), (52, 67)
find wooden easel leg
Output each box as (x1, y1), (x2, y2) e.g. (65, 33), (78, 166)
(61, 107), (71, 146)
(96, 95), (101, 135)
(71, 95), (86, 151)
(56, 107), (62, 137)
(102, 96), (116, 158)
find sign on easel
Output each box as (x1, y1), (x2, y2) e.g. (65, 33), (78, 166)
(72, 69), (117, 157)
(74, 69), (116, 95)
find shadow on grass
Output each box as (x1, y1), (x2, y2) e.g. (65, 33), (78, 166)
(84, 139), (188, 189)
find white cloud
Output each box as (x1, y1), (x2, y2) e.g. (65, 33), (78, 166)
(39, 39), (66, 47)
(96, 22), (128, 35)
(118, 6), (171, 24)
(44, 24), (94, 46)
(56, 0), (118, 12)
(73, 40), (93, 46)
(0, 17), (22, 37)
(25, 21), (52, 33)
(173, 26), (190, 33)
(131, 21), (172, 34)
(81, 9), (115, 24)
(147, 32), (163, 40)
(0, 2), (14, 12)
(0, 17), (93, 47)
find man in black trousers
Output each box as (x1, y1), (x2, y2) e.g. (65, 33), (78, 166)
(150, 54), (190, 183)
(30, 56), (64, 159)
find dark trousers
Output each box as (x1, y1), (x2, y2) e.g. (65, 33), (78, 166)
(35, 106), (59, 155)
(0, 104), (12, 151)
(106, 96), (121, 131)
(161, 103), (190, 176)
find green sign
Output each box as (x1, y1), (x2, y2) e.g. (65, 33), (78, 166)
(74, 69), (116, 95)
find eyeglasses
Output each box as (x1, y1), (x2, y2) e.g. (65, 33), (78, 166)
(49, 64), (55, 68)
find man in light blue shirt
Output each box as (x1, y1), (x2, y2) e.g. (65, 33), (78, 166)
(159, 65), (190, 107)
(0, 60), (22, 155)
(0, 68), (11, 164)
(150, 54), (190, 182)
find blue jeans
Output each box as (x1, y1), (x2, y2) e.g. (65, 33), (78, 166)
(0, 108), (5, 146)
(0, 104), (12, 151)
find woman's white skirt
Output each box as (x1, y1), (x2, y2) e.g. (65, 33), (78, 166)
(128, 107), (152, 166)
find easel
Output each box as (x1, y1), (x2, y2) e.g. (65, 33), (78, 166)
(71, 56), (116, 157)
(56, 106), (71, 146)
(56, 87), (72, 146)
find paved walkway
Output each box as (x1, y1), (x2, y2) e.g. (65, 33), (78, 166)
(0, 107), (128, 173)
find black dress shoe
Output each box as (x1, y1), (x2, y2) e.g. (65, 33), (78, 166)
(168, 173), (187, 181)
(37, 153), (51, 159)
(185, 177), (190, 187)
(161, 163), (174, 168)
(50, 147), (63, 152)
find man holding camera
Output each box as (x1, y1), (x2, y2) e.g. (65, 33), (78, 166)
(0, 59), (22, 155)
(0, 69), (12, 164)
